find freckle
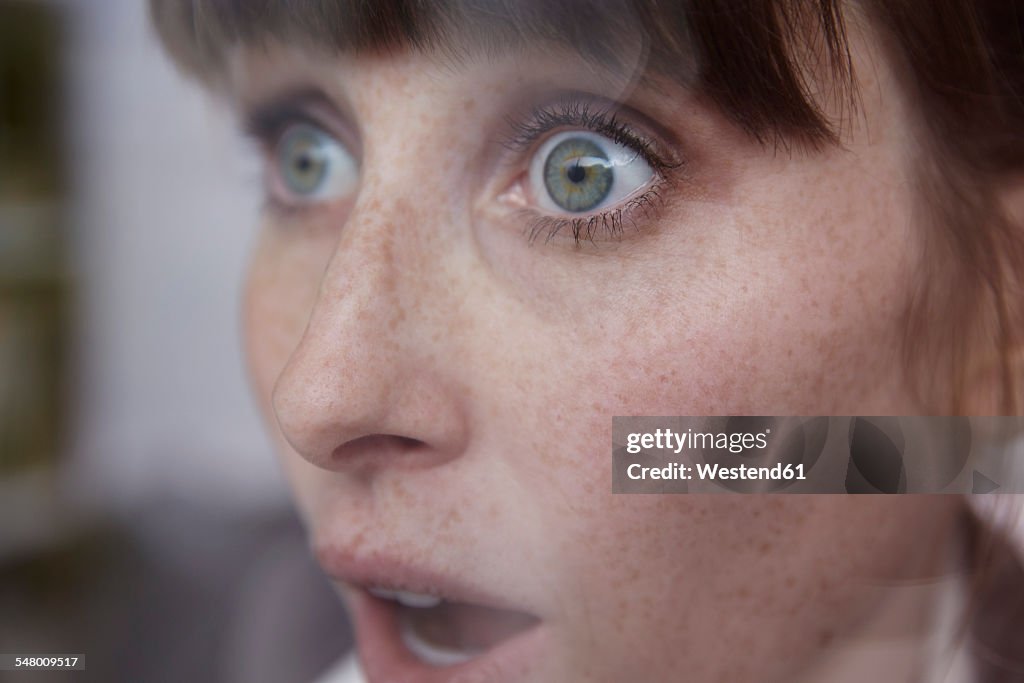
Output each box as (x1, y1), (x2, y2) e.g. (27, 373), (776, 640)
(350, 529), (367, 554)
(392, 484), (408, 505)
(388, 303), (406, 332)
(463, 97), (476, 112)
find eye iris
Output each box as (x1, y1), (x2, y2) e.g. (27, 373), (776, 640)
(543, 137), (613, 212)
(279, 126), (329, 195)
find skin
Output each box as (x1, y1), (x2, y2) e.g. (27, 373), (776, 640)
(231, 16), (965, 683)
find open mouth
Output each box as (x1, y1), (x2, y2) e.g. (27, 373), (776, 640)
(353, 585), (543, 682)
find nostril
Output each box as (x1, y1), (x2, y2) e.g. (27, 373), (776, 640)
(330, 433), (428, 470)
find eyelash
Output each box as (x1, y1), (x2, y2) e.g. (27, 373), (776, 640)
(520, 186), (665, 245)
(243, 100), (335, 152)
(503, 98), (681, 245)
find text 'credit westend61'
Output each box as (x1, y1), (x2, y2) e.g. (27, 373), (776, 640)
(611, 416), (1024, 494)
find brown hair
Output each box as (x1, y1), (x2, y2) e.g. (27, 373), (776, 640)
(149, 0), (1024, 414)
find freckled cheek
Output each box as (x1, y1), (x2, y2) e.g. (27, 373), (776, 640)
(500, 284), (916, 619)
(537, 276), (906, 444)
(496, 254), (910, 460)
(544, 494), (955, 680)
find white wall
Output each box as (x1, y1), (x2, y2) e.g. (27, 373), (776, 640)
(59, 0), (287, 511)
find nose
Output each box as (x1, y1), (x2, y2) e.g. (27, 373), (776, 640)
(270, 192), (471, 474)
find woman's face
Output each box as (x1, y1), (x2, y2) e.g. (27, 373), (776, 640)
(236, 20), (961, 683)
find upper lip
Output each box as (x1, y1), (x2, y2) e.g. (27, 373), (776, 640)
(314, 543), (542, 617)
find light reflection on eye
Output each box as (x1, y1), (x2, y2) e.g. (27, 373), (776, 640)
(529, 130), (655, 215)
(273, 122), (357, 203)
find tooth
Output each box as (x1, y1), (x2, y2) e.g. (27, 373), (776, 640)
(368, 587), (442, 609)
(369, 587), (400, 601)
(400, 619), (480, 667)
(395, 591), (442, 609)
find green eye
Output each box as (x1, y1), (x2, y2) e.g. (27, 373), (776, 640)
(530, 131), (654, 215)
(274, 123), (356, 202)
(543, 137), (613, 212)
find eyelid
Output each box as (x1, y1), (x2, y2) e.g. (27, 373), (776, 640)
(501, 95), (682, 176)
(241, 88), (359, 158)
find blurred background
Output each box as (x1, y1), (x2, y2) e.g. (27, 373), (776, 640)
(0, 1), (351, 681)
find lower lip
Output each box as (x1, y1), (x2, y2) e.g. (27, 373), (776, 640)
(352, 591), (546, 683)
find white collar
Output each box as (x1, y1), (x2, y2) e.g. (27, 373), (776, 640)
(312, 653), (364, 683)
(920, 567), (976, 683)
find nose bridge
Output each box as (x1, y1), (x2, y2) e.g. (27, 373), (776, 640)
(271, 171), (468, 468)
(333, 168), (459, 342)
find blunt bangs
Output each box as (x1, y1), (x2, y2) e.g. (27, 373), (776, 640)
(149, 0), (856, 147)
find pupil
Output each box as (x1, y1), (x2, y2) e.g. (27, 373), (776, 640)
(566, 163), (586, 183)
(296, 154), (312, 173)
